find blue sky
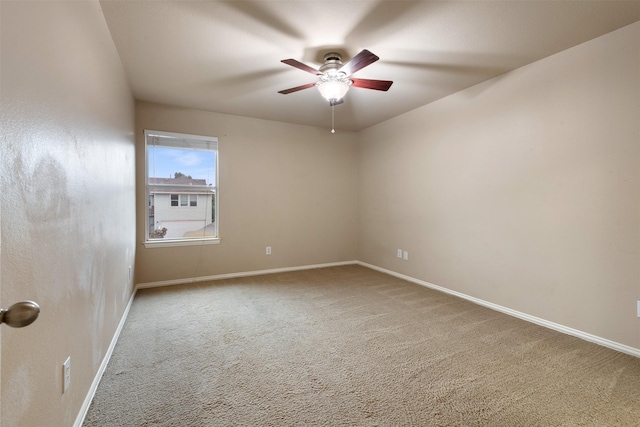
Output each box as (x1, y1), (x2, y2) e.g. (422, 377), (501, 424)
(148, 146), (216, 185)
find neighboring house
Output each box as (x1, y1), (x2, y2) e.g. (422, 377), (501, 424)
(148, 177), (215, 239)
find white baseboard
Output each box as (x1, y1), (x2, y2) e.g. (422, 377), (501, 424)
(74, 288), (138, 427)
(357, 261), (640, 359)
(135, 260), (359, 289)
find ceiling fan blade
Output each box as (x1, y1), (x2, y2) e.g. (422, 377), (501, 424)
(278, 82), (316, 94)
(329, 98), (344, 106)
(350, 78), (393, 91)
(339, 49), (379, 75)
(281, 59), (322, 75)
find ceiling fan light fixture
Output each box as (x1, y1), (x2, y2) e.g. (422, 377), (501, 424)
(317, 80), (350, 101)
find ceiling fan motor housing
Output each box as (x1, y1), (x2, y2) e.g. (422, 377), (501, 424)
(319, 52), (345, 76)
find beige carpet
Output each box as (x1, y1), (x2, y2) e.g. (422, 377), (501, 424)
(83, 265), (640, 426)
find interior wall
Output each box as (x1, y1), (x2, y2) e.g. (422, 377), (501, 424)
(1, 2), (136, 426)
(358, 22), (640, 350)
(135, 102), (358, 285)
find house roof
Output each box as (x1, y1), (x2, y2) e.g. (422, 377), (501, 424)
(149, 177), (214, 194)
(149, 177), (207, 186)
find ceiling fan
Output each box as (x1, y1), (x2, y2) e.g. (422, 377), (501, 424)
(278, 49), (393, 106)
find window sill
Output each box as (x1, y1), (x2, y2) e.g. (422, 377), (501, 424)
(143, 238), (221, 248)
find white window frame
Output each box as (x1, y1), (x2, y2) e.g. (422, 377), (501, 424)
(144, 129), (220, 248)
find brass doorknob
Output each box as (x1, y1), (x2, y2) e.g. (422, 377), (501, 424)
(0, 301), (40, 328)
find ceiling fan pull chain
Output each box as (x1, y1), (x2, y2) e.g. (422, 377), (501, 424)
(331, 104), (336, 134)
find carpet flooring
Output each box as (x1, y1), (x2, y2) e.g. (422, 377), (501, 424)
(83, 265), (640, 426)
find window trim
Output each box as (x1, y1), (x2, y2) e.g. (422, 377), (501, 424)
(144, 129), (220, 247)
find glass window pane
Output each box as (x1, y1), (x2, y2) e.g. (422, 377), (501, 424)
(146, 130), (218, 242)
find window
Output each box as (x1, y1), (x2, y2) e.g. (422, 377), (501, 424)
(145, 130), (219, 246)
(170, 194), (198, 207)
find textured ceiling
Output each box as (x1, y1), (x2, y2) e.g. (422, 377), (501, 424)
(99, 1), (640, 131)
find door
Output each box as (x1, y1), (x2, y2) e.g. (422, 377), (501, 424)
(0, 232), (41, 420)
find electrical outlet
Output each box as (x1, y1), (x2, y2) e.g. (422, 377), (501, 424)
(397, 249), (402, 258)
(637, 300), (640, 318)
(403, 251), (409, 261)
(266, 246), (272, 255)
(63, 357), (71, 394)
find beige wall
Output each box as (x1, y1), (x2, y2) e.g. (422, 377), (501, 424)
(358, 22), (640, 350)
(1, 4), (638, 426)
(1, 1), (136, 426)
(135, 102), (359, 284)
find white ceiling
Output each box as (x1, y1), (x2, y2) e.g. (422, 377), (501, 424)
(99, 1), (640, 132)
